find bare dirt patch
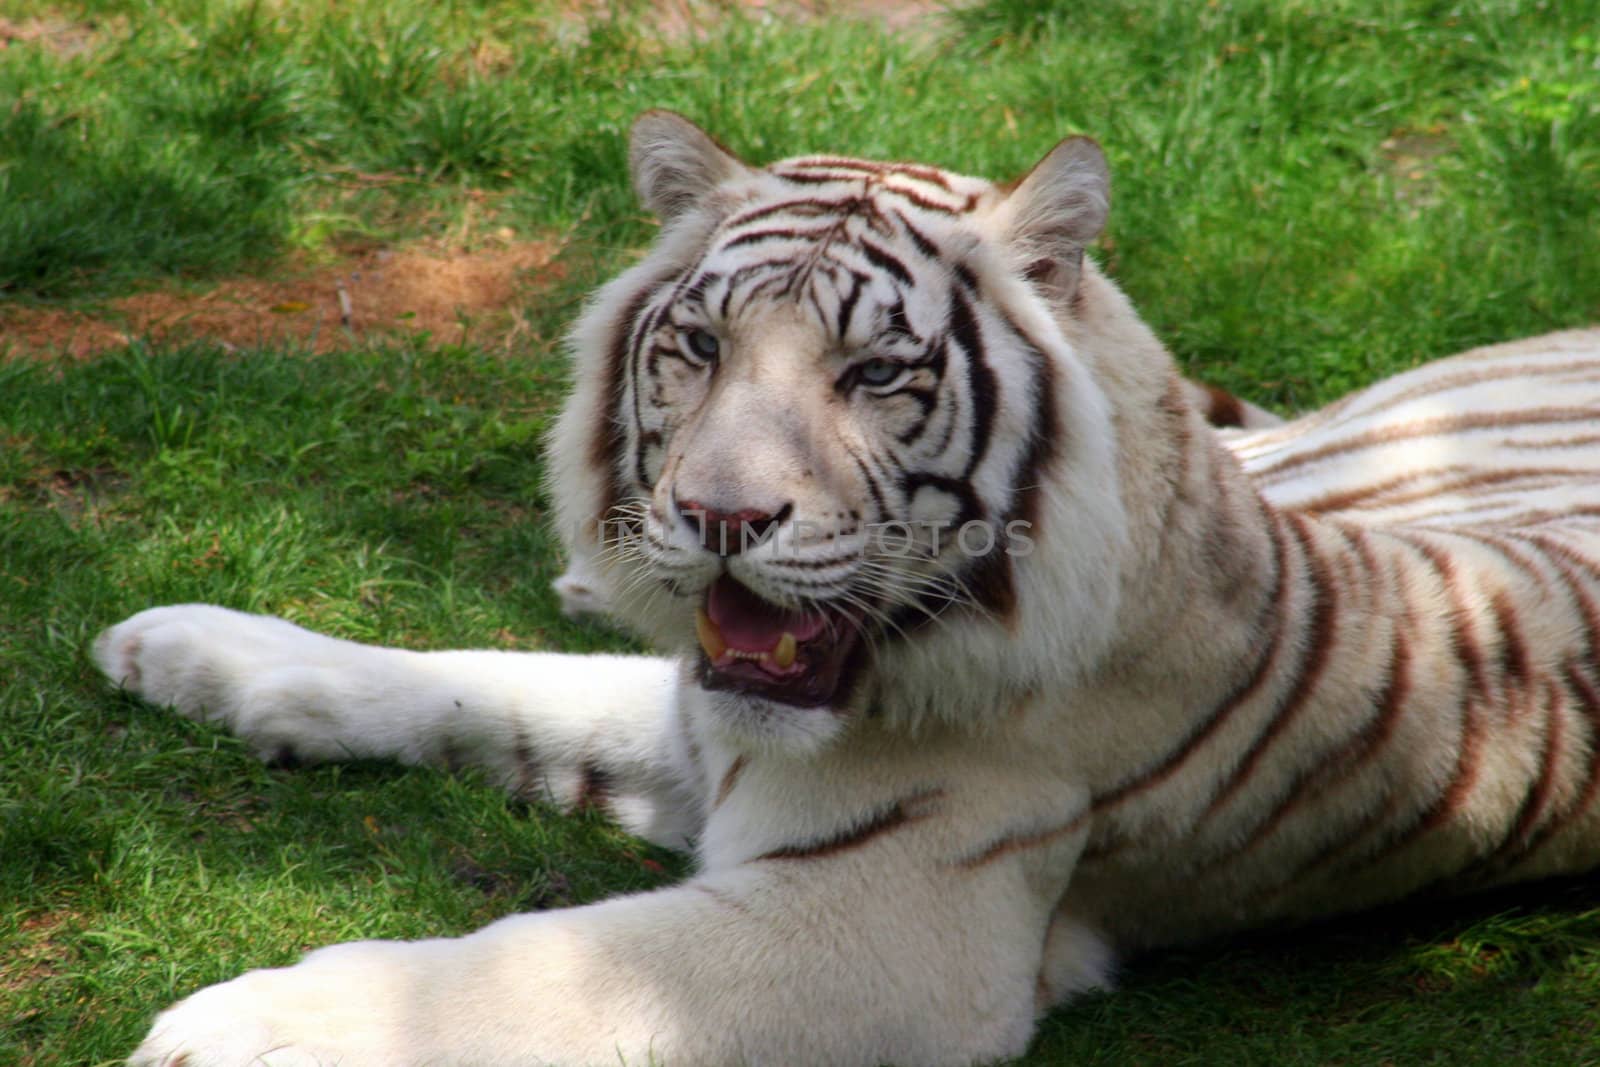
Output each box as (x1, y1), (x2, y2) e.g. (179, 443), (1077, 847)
(1, 912), (77, 996)
(693, 0), (938, 32)
(1379, 124), (1455, 209)
(0, 237), (563, 359)
(565, 0), (943, 37)
(0, 12), (125, 58)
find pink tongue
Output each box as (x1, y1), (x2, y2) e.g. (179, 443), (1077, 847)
(706, 576), (826, 651)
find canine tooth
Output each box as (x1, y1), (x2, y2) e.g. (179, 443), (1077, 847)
(773, 632), (797, 669)
(696, 608), (727, 660)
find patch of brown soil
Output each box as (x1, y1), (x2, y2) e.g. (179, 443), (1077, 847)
(0, 12), (124, 58)
(565, 0), (943, 37)
(1379, 124), (1455, 209)
(774, 0), (940, 31)
(0, 237), (563, 359)
(1, 912), (76, 995)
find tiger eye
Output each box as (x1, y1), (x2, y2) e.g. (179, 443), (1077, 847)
(684, 329), (720, 361)
(856, 359), (902, 388)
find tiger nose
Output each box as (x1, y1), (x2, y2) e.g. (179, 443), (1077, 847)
(675, 499), (791, 556)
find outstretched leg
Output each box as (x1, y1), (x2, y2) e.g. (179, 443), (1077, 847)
(122, 765), (1064, 1067)
(95, 604), (704, 848)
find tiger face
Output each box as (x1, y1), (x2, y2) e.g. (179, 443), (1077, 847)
(549, 112), (1131, 746)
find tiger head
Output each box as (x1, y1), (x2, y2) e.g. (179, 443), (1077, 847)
(548, 112), (1157, 751)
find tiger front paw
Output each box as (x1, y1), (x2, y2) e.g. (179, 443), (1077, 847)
(128, 942), (427, 1067)
(93, 605), (383, 763)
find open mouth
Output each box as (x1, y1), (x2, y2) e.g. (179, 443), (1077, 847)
(694, 575), (863, 708)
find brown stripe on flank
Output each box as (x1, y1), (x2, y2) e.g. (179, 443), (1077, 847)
(1490, 588), (1533, 689)
(1345, 704), (1487, 876)
(1466, 682), (1567, 882)
(1261, 791), (1399, 899)
(1501, 664), (1600, 874)
(1200, 512), (1340, 821)
(1450, 529), (1552, 588)
(952, 811), (1090, 870)
(1505, 432), (1600, 450)
(1090, 510), (1293, 813)
(1352, 358), (1600, 419)
(1256, 407), (1600, 480)
(1405, 534), (1491, 701)
(1308, 467), (1587, 515)
(1345, 525), (1389, 611)
(1299, 464), (1471, 514)
(756, 789), (944, 862)
(1515, 533), (1600, 662)
(1403, 503), (1600, 529)
(1209, 625), (1414, 866)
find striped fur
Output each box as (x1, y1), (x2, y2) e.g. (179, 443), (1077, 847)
(100, 112), (1600, 1066)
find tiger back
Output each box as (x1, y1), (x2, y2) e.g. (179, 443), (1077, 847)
(1062, 328), (1600, 952)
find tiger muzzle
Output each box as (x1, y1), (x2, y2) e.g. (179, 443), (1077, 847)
(694, 574), (864, 708)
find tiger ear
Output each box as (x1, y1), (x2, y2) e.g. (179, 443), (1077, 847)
(999, 136), (1110, 303)
(629, 110), (753, 224)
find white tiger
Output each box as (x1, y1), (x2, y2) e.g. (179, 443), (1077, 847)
(96, 111), (1600, 1066)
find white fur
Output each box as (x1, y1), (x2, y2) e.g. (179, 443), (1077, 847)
(99, 116), (1600, 1065)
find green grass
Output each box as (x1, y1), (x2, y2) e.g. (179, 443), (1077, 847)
(2, 0), (1599, 1063)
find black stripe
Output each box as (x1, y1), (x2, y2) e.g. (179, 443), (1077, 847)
(886, 185), (965, 215)
(844, 441), (889, 520)
(785, 157), (955, 189)
(894, 387), (939, 443)
(593, 284), (660, 521)
(727, 198), (857, 228)
(857, 238), (913, 285)
(836, 271), (866, 339)
(1005, 325), (1061, 530)
(948, 288), (997, 479)
(884, 296), (914, 339)
(681, 270), (722, 308)
(726, 256), (817, 289)
(925, 379), (961, 456)
(777, 171), (860, 186)
(895, 211), (940, 259)
(724, 226), (838, 249)
(1344, 703), (1485, 878)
